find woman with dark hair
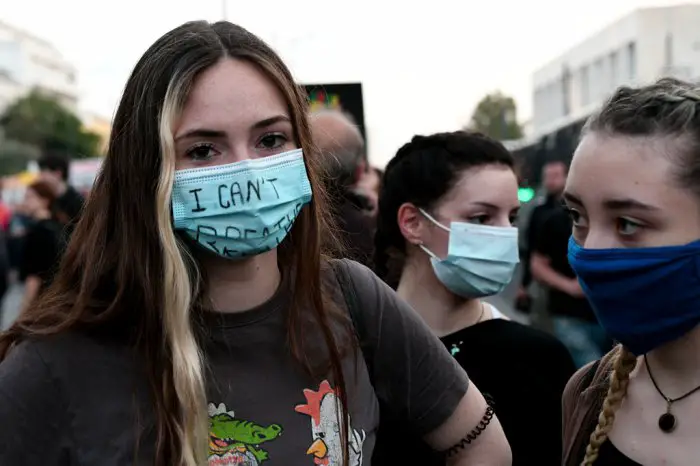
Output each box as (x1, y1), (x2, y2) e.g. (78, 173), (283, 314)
(372, 131), (575, 466)
(0, 21), (510, 466)
(18, 180), (62, 312)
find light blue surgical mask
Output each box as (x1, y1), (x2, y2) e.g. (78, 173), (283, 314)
(419, 209), (520, 298)
(171, 149), (312, 259)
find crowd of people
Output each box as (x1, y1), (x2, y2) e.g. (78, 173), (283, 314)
(0, 19), (698, 466)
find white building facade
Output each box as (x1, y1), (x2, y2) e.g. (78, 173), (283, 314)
(0, 21), (78, 114)
(531, 4), (700, 138)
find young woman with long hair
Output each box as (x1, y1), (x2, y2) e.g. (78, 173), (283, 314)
(371, 131), (575, 465)
(0, 21), (510, 466)
(562, 77), (700, 465)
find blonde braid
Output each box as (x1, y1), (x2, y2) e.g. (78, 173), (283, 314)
(580, 346), (638, 466)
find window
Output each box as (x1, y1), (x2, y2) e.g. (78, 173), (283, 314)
(580, 65), (590, 106)
(628, 41), (637, 80)
(665, 33), (673, 67)
(609, 51), (619, 86)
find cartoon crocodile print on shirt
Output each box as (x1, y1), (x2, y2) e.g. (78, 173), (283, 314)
(208, 403), (283, 466)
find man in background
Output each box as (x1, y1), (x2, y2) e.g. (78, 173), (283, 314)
(517, 161), (568, 311)
(37, 153), (85, 231)
(528, 161), (608, 367)
(310, 109), (375, 266)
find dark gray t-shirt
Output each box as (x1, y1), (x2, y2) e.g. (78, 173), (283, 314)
(0, 260), (468, 466)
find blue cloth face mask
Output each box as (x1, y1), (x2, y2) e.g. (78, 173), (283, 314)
(419, 209), (519, 298)
(171, 149), (312, 259)
(568, 237), (700, 355)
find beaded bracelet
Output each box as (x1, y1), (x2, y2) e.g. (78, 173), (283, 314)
(441, 394), (496, 459)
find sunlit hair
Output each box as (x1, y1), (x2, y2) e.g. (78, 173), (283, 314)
(0, 21), (350, 465)
(579, 77), (700, 465)
(584, 77), (700, 199)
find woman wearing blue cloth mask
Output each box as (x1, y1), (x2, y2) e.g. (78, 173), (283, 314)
(562, 78), (700, 466)
(372, 131), (575, 466)
(0, 21), (511, 466)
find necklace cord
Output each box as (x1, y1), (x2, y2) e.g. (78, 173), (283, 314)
(644, 354), (700, 403)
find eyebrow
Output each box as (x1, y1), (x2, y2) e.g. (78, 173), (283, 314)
(563, 191), (659, 211)
(471, 201), (499, 209)
(175, 115), (291, 142)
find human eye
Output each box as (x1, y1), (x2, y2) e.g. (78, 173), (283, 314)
(565, 207), (588, 228)
(468, 214), (489, 225)
(185, 142), (220, 161)
(256, 133), (288, 152)
(616, 217), (644, 237)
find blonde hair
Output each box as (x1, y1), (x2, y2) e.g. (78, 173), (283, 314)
(580, 345), (638, 466)
(157, 78), (208, 464)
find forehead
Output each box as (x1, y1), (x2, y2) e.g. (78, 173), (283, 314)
(567, 133), (681, 206)
(441, 165), (518, 207)
(176, 58), (289, 132)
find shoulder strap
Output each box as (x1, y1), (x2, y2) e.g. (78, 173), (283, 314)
(329, 259), (375, 384)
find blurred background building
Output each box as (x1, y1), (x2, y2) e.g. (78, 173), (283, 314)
(0, 20), (79, 114)
(512, 4), (700, 188)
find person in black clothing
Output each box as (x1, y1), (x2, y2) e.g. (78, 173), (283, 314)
(37, 153), (85, 231)
(19, 180), (63, 314)
(310, 109), (375, 266)
(373, 131), (576, 466)
(517, 160), (567, 311)
(531, 203), (609, 368)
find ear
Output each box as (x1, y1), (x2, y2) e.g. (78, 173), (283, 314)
(354, 160), (367, 185)
(397, 202), (426, 246)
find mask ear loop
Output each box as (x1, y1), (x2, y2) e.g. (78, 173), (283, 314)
(418, 208), (451, 233)
(417, 208), (451, 259)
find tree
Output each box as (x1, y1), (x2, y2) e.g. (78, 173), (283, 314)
(0, 89), (102, 159)
(0, 137), (40, 176)
(468, 92), (523, 141)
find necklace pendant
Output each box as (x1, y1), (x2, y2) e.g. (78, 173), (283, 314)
(659, 402), (677, 433)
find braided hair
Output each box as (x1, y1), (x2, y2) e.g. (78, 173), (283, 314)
(585, 77), (700, 199)
(579, 77), (700, 465)
(373, 131), (514, 287)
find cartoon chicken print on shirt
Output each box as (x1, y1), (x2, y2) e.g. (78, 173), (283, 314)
(295, 380), (366, 466)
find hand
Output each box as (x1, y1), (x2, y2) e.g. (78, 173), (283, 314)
(565, 279), (585, 298)
(515, 287), (531, 312)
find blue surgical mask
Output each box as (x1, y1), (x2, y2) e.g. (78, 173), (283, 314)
(419, 209), (519, 298)
(568, 237), (700, 355)
(171, 149), (312, 259)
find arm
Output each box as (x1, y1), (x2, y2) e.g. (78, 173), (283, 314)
(340, 260), (511, 464)
(21, 275), (42, 313)
(530, 252), (581, 296)
(530, 215), (582, 297)
(424, 385), (511, 465)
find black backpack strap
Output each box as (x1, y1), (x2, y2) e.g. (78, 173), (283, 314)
(329, 259), (374, 384)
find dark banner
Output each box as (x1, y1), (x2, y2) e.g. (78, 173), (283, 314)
(303, 82), (366, 144)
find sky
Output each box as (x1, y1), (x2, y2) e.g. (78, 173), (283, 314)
(0, 0), (692, 166)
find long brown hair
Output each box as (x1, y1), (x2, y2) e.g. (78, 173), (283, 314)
(0, 21), (350, 465)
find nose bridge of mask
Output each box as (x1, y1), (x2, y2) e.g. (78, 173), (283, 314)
(448, 222), (519, 263)
(418, 208), (519, 263)
(171, 149), (310, 230)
